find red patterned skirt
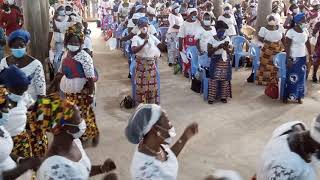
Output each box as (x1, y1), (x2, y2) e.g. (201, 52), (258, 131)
(135, 57), (159, 104)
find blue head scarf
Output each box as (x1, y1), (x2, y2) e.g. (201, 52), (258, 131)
(135, 4), (145, 12)
(0, 65), (31, 88)
(137, 17), (149, 28)
(293, 13), (305, 23)
(8, 29), (31, 45)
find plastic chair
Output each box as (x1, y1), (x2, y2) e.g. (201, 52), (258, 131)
(249, 43), (261, 81)
(198, 53), (210, 68)
(231, 36), (249, 70)
(186, 46), (199, 77)
(273, 52), (287, 100)
(158, 27), (169, 44)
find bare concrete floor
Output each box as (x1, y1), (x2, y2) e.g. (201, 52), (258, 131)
(86, 24), (320, 180)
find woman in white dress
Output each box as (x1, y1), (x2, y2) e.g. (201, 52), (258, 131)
(255, 15), (285, 86)
(167, 3), (184, 66)
(0, 29), (47, 158)
(256, 115), (320, 180)
(125, 104), (198, 180)
(34, 94), (116, 180)
(218, 3), (238, 36)
(196, 12), (217, 55)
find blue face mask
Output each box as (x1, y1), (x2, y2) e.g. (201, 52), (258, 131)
(217, 30), (225, 38)
(11, 48), (26, 58)
(0, 112), (9, 126)
(58, 10), (66, 16)
(191, 15), (197, 21)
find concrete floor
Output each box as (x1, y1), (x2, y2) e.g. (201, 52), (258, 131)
(86, 24), (320, 180)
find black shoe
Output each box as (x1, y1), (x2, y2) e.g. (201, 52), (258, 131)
(208, 100), (214, 104)
(184, 72), (189, 78)
(168, 63), (173, 67)
(283, 98), (288, 104)
(128, 73), (131, 79)
(298, 98), (303, 104)
(313, 75), (318, 83)
(221, 99), (227, 103)
(247, 73), (254, 83)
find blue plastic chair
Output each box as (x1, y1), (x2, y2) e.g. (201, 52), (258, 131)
(231, 36), (248, 70)
(158, 27), (169, 44)
(186, 46), (199, 77)
(249, 43), (261, 81)
(273, 52), (287, 100)
(198, 53), (210, 68)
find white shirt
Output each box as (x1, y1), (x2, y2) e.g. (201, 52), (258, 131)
(178, 21), (201, 38)
(130, 145), (178, 180)
(195, 27), (216, 52)
(218, 15), (237, 36)
(168, 13), (184, 33)
(132, 25), (158, 36)
(208, 36), (232, 61)
(131, 34), (161, 58)
(3, 93), (33, 137)
(0, 126), (16, 179)
(118, 2), (132, 17)
(0, 58), (46, 101)
(54, 16), (71, 43)
(256, 134), (316, 180)
(83, 35), (93, 51)
(286, 28), (309, 57)
(258, 25), (285, 42)
(36, 139), (91, 180)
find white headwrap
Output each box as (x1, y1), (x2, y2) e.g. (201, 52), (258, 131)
(312, 0), (320, 6)
(212, 169), (243, 180)
(310, 115), (320, 144)
(187, 8), (198, 15)
(0, 126), (16, 172)
(222, 3), (232, 10)
(271, 121), (306, 139)
(170, 3), (180, 10)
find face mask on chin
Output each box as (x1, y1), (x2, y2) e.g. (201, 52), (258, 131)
(217, 30), (225, 38)
(203, 20), (211, 26)
(66, 119), (87, 139)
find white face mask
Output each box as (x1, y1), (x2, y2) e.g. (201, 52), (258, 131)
(8, 93), (22, 102)
(268, 20), (277, 26)
(67, 45), (80, 52)
(164, 127), (176, 145)
(66, 119), (87, 139)
(66, 10), (72, 15)
(174, 8), (180, 14)
(140, 27), (148, 34)
(203, 20), (211, 26)
(293, 8), (300, 13)
(7, 0), (14, 5)
(224, 9), (231, 14)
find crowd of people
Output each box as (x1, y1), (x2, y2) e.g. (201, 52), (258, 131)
(0, 0), (319, 179)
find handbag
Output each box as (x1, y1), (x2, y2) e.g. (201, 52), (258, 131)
(265, 81), (279, 99)
(120, 96), (135, 109)
(191, 78), (201, 93)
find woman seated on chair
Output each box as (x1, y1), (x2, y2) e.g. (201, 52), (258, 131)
(131, 17), (165, 105)
(284, 13), (312, 104)
(255, 15), (285, 86)
(207, 21), (233, 104)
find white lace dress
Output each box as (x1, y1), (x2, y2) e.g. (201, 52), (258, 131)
(0, 58), (46, 101)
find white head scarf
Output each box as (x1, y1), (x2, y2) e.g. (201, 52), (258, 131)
(212, 169), (243, 180)
(310, 114), (320, 144)
(187, 8), (198, 15)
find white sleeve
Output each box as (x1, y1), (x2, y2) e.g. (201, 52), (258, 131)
(177, 22), (185, 38)
(258, 27), (267, 38)
(194, 28), (204, 40)
(74, 51), (95, 78)
(152, 35), (161, 46)
(168, 14), (175, 26)
(286, 29), (294, 39)
(131, 36), (138, 47)
(33, 61), (46, 96)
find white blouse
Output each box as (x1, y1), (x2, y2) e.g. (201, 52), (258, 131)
(130, 145), (178, 180)
(178, 21), (201, 39)
(258, 25), (285, 42)
(36, 139), (91, 180)
(208, 36), (232, 61)
(256, 134), (316, 180)
(0, 126), (16, 178)
(195, 27), (216, 52)
(0, 58), (46, 101)
(218, 15), (237, 36)
(168, 13), (184, 33)
(131, 35), (161, 58)
(286, 28), (309, 58)
(59, 50), (95, 94)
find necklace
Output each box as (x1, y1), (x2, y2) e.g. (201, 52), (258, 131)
(143, 144), (162, 155)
